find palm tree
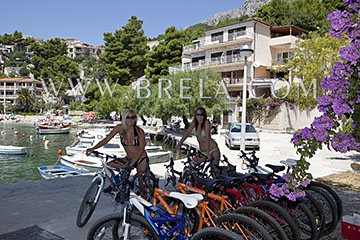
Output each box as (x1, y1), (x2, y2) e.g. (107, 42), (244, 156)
(16, 88), (34, 113)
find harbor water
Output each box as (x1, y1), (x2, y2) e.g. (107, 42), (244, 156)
(0, 122), (183, 185)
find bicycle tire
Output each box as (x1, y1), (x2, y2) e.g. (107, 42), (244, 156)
(87, 212), (159, 240)
(131, 170), (156, 201)
(215, 213), (271, 240)
(248, 200), (300, 240)
(234, 206), (288, 240)
(180, 169), (194, 187)
(281, 201), (317, 240)
(309, 181), (342, 224)
(301, 193), (325, 239)
(192, 227), (243, 240)
(306, 186), (338, 235)
(77, 178), (102, 228)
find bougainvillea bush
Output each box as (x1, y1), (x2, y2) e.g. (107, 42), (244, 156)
(270, 0), (360, 201)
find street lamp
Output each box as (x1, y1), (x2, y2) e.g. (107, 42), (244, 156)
(239, 45), (254, 151)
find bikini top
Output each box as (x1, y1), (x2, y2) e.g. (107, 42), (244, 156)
(194, 128), (206, 138)
(120, 126), (140, 146)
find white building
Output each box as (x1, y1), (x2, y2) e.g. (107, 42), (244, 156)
(170, 19), (308, 127)
(0, 78), (43, 105)
(66, 38), (104, 59)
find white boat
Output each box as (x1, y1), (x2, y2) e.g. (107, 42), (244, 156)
(0, 145), (27, 155)
(36, 124), (71, 134)
(60, 151), (172, 172)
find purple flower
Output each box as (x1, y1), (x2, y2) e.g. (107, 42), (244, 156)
(282, 173), (292, 182)
(312, 114), (334, 130)
(328, 29), (344, 39)
(327, 10), (353, 32)
(301, 178), (311, 187)
(331, 132), (357, 153)
(340, 45), (360, 65)
(332, 98), (352, 116)
(291, 131), (300, 145)
(301, 127), (313, 140)
(317, 95), (333, 112)
(344, 0), (360, 11)
(352, 122), (356, 129)
(313, 128), (328, 142)
(286, 192), (297, 201)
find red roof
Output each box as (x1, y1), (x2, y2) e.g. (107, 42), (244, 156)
(0, 78), (41, 83)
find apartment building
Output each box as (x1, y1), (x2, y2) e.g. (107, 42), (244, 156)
(66, 38), (104, 59)
(169, 19), (308, 126)
(0, 78), (43, 105)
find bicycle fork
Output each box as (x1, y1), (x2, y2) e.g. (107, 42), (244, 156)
(121, 204), (131, 239)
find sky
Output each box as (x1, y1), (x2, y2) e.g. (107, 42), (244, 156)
(3, 0), (246, 46)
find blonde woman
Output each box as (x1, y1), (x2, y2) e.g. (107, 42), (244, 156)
(86, 109), (149, 196)
(176, 107), (220, 165)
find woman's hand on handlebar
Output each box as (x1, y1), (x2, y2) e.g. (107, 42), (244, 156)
(86, 148), (94, 156)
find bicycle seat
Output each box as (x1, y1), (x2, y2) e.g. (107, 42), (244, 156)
(169, 192), (203, 209)
(280, 159), (299, 166)
(265, 164), (285, 173)
(194, 176), (224, 192)
(229, 172), (254, 183)
(251, 172), (272, 182)
(215, 175), (242, 188)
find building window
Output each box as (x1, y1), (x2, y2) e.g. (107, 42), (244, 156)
(276, 51), (294, 64)
(228, 27), (246, 41)
(211, 32), (223, 42)
(69, 48), (73, 52)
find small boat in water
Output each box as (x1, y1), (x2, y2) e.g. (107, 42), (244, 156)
(0, 145), (27, 155)
(38, 165), (89, 179)
(36, 125), (71, 134)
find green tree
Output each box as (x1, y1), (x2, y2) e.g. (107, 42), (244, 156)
(256, 0), (291, 26)
(280, 32), (348, 110)
(102, 16), (148, 85)
(15, 88), (34, 113)
(0, 73), (7, 78)
(289, 0), (328, 31)
(29, 38), (79, 97)
(0, 31), (34, 47)
(5, 51), (28, 67)
(145, 27), (186, 83)
(139, 70), (228, 127)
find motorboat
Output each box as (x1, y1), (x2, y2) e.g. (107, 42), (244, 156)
(38, 165), (90, 179)
(0, 145), (27, 155)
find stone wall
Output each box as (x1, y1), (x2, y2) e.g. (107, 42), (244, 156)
(252, 103), (321, 131)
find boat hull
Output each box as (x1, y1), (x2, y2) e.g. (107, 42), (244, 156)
(0, 146), (27, 155)
(38, 127), (70, 135)
(38, 165), (89, 179)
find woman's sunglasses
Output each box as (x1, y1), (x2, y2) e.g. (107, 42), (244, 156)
(196, 112), (205, 116)
(126, 116), (137, 119)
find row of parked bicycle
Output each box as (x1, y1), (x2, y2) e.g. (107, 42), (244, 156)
(76, 148), (342, 240)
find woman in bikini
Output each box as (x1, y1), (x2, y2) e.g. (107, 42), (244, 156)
(176, 107), (220, 166)
(86, 109), (149, 195)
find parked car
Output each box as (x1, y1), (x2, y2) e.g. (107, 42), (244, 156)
(225, 123), (260, 150)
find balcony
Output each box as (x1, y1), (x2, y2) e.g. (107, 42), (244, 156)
(169, 54), (249, 74)
(183, 31), (254, 53)
(269, 35), (300, 49)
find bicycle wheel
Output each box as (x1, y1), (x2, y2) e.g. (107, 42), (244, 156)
(234, 206), (288, 240)
(280, 200), (317, 240)
(301, 193), (325, 239)
(180, 168), (194, 187)
(248, 200), (300, 240)
(215, 213), (271, 240)
(192, 227), (243, 240)
(77, 178), (102, 228)
(309, 181), (342, 224)
(87, 213), (159, 240)
(131, 170), (156, 201)
(306, 186), (338, 235)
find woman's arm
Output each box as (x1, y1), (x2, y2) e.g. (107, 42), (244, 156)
(204, 120), (211, 157)
(176, 119), (195, 149)
(86, 124), (121, 155)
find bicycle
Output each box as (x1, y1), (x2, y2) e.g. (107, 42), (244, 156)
(77, 150), (130, 228)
